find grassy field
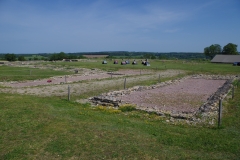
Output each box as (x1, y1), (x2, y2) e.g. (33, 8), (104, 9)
(0, 66), (70, 81)
(0, 60), (240, 159)
(0, 89), (239, 159)
(44, 59), (240, 75)
(1, 60), (239, 82)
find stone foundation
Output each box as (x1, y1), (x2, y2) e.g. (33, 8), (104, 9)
(89, 74), (238, 125)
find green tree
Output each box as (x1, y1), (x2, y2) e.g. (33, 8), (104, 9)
(158, 55), (167, 59)
(5, 53), (16, 61)
(204, 44), (221, 59)
(78, 55), (86, 59)
(18, 56), (26, 61)
(222, 43), (238, 55)
(49, 54), (58, 61)
(49, 52), (67, 61)
(58, 52), (67, 60)
(151, 54), (156, 59)
(143, 53), (156, 59)
(67, 54), (78, 59)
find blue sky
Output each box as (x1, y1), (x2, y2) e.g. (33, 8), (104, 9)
(0, 0), (239, 53)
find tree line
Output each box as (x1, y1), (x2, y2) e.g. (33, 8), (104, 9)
(204, 43), (238, 59)
(2, 44), (238, 62)
(1, 52), (87, 61)
(1, 52), (207, 61)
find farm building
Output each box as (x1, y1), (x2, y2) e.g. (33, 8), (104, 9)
(211, 55), (240, 63)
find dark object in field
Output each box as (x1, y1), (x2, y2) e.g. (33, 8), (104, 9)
(121, 61), (126, 65)
(132, 60), (137, 65)
(102, 60), (107, 64)
(114, 60), (118, 64)
(233, 62), (240, 66)
(47, 80), (52, 83)
(75, 70), (78, 73)
(141, 59), (150, 66)
(145, 62), (150, 66)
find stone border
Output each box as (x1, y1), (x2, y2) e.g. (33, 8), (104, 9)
(89, 74), (238, 125)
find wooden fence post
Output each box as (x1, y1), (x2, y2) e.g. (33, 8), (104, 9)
(218, 99), (222, 128)
(124, 78), (126, 89)
(68, 85), (70, 101)
(232, 86), (234, 99)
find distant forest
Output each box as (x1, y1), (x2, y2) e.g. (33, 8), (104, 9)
(0, 51), (208, 61)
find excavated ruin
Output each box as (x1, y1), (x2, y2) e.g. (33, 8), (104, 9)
(89, 75), (238, 125)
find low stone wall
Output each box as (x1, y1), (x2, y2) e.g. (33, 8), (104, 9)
(89, 74), (238, 125)
(89, 76), (189, 107)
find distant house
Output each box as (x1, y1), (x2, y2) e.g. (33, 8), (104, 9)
(211, 55), (240, 63)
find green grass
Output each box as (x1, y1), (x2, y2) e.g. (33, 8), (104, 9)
(0, 66), (70, 81)
(1, 59), (240, 159)
(0, 89), (239, 159)
(1, 59), (239, 82)
(43, 59), (240, 74)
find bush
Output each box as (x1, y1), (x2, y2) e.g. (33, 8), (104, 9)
(5, 53), (16, 61)
(18, 56), (26, 61)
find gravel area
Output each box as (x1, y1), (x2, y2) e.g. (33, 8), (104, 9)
(118, 78), (226, 113)
(3, 69), (153, 88)
(0, 70), (183, 97)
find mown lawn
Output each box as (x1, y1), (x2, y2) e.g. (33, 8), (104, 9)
(0, 87), (239, 159)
